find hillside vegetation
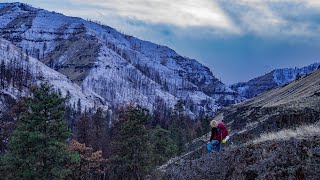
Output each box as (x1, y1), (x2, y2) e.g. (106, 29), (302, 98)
(150, 69), (320, 179)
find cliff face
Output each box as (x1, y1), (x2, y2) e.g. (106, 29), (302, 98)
(0, 2), (242, 115)
(150, 69), (320, 179)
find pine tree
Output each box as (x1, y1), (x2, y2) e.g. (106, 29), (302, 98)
(2, 84), (74, 179)
(77, 98), (82, 115)
(0, 98), (27, 154)
(0, 60), (5, 89)
(91, 108), (109, 157)
(296, 73), (302, 80)
(76, 110), (92, 145)
(169, 100), (194, 155)
(110, 105), (151, 179)
(150, 125), (177, 166)
(200, 115), (211, 135)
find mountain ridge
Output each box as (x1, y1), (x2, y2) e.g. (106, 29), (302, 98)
(0, 2), (242, 116)
(231, 62), (320, 99)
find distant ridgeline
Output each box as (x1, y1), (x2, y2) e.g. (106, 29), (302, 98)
(230, 62), (320, 99)
(0, 2), (242, 119)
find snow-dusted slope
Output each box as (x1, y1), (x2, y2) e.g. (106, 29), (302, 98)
(231, 63), (320, 99)
(273, 63), (320, 85)
(0, 2), (242, 115)
(0, 38), (107, 111)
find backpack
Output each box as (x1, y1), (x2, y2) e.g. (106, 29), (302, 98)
(215, 122), (228, 141)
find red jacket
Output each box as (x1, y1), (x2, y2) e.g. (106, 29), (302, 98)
(213, 122), (228, 141)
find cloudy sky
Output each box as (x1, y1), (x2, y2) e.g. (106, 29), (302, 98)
(6, 0), (320, 84)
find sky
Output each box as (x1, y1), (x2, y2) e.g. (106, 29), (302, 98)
(5, 0), (320, 84)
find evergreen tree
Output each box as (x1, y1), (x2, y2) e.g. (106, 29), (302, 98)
(169, 100), (194, 155)
(2, 84), (74, 179)
(200, 115), (211, 135)
(150, 125), (177, 166)
(76, 110), (92, 145)
(110, 105), (151, 179)
(296, 73), (302, 80)
(0, 98), (27, 155)
(0, 60), (5, 89)
(91, 108), (109, 157)
(77, 98), (82, 115)
(194, 120), (203, 138)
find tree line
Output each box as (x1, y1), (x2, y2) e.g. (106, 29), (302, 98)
(0, 58), (33, 92)
(0, 84), (211, 179)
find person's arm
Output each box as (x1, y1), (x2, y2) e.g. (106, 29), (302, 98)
(209, 128), (215, 142)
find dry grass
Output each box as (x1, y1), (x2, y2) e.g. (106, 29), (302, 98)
(252, 123), (320, 144)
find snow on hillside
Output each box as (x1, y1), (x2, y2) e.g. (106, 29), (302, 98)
(0, 2), (242, 116)
(273, 63), (320, 85)
(0, 38), (108, 111)
(0, 3), (27, 28)
(83, 45), (177, 109)
(231, 63), (320, 99)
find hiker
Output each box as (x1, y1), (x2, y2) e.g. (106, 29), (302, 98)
(207, 120), (228, 152)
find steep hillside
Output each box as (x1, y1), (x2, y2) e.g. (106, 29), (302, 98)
(231, 63), (320, 99)
(225, 68), (320, 144)
(0, 2), (241, 115)
(151, 128), (320, 179)
(0, 38), (107, 112)
(150, 68), (320, 179)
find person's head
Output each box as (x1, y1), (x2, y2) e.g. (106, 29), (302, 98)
(210, 120), (218, 127)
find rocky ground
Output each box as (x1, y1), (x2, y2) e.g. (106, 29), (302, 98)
(149, 69), (320, 180)
(149, 125), (320, 180)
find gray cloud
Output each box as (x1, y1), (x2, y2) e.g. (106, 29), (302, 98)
(4, 0), (320, 84)
(66, 0), (320, 38)
(71, 0), (241, 34)
(216, 0), (320, 37)
(10, 0), (320, 38)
